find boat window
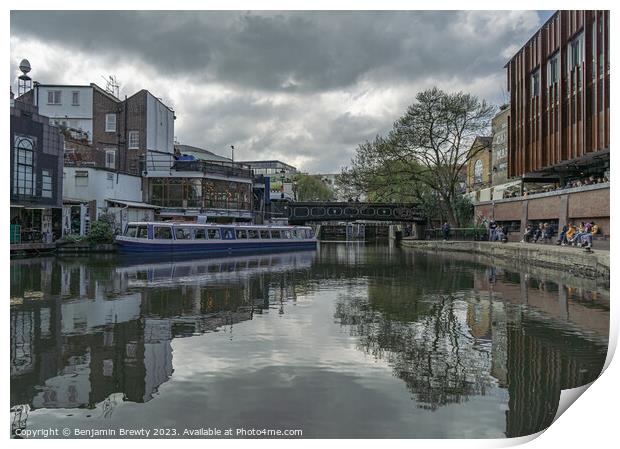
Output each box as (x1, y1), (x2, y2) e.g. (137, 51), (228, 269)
(291, 229), (299, 239)
(222, 228), (235, 240)
(306, 229), (315, 238)
(137, 226), (148, 239)
(283, 230), (291, 239)
(271, 230), (282, 239)
(175, 228), (193, 240)
(154, 226), (173, 239)
(125, 225), (137, 237)
(248, 229), (260, 239)
(195, 228), (207, 239)
(236, 229), (248, 239)
(260, 230), (271, 239)
(208, 228), (221, 239)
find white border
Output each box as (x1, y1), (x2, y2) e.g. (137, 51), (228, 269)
(4, 2), (617, 448)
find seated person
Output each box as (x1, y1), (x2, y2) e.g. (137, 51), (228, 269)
(580, 223), (595, 249)
(542, 223), (554, 242)
(532, 223), (544, 243)
(591, 222), (599, 235)
(496, 226), (508, 243)
(556, 224), (569, 245)
(521, 225), (533, 243)
(569, 222), (586, 246)
(563, 223), (576, 246)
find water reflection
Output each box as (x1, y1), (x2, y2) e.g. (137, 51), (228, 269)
(10, 245), (608, 438)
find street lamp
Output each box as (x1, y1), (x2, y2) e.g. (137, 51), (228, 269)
(280, 168), (286, 199)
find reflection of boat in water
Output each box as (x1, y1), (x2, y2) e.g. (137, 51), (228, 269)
(116, 221), (317, 253)
(116, 250), (316, 287)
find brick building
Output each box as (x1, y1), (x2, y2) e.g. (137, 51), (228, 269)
(474, 10), (610, 241)
(465, 137), (492, 200)
(18, 83), (125, 171)
(506, 10), (609, 180)
(18, 83), (176, 176)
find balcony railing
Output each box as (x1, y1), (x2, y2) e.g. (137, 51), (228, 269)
(141, 153), (254, 179)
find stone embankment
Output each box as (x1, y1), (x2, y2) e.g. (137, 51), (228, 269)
(400, 239), (610, 280)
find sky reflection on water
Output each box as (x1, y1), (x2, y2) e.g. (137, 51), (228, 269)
(10, 243), (609, 438)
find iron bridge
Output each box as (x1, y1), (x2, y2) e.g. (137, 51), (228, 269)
(271, 201), (423, 223)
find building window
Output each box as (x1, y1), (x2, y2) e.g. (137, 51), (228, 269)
(105, 149), (116, 169)
(473, 160), (483, 184)
(75, 170), (89, 187)
(14, 135), (35, 196)
(47, 90), (61, 105)
(128, 131), (139, 149)
(547, 54), (559, 86)
(42, 170), (53, 198)
(530, 69), (540, 97)
(568, 33), (583, 71)
(72, 91), (80, 106)
(105, 113), (116, 132)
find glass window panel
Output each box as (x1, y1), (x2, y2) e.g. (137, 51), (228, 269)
(154, 227), (172, 239)
(125, 226), (138, 237)
(137, 226), (148, 239)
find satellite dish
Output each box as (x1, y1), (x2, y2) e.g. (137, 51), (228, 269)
(19, 59), (31, 74)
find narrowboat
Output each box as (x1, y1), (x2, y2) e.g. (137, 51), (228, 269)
(115, 222), (317, 253)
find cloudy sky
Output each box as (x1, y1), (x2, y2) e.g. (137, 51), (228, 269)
(10, 10), (553, 173)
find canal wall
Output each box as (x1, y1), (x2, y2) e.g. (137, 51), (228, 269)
(400, 239), (610, 280)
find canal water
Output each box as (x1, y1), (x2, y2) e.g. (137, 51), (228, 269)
(10, 243), (609, 438)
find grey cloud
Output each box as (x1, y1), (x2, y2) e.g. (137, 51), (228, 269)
(11, 11), (540, 93)
(11, 10), (545, 172)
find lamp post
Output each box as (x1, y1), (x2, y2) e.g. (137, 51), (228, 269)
(230, 145), (235, 162)
(280, 168), (286, 199)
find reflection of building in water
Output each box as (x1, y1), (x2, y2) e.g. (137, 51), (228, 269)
(472, 267), (608, 437)
(504, 317), (606, 437)
(465, 294), (509, 388)
(11, 252), (313, 419)
(333, 258), (608, 436)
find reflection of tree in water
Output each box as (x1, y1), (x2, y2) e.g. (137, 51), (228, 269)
(335, 292), (494, 411)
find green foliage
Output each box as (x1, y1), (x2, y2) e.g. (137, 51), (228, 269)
(294, 174), (335, 202)
(63, 234), (87, 243)
(453, 195), (474, 227)
(87, 220), (115, 244)
(340, 87), (494, 226)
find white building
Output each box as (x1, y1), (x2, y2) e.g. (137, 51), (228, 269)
(62, 166), (158, 235)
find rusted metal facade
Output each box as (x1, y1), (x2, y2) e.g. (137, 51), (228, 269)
(506, 10), (609, 178)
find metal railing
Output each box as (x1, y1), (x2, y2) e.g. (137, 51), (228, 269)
(141, 153), (254, 179)
(425, 227), (489, 241)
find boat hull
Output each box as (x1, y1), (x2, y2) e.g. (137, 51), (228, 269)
(115, 238), (317, 254)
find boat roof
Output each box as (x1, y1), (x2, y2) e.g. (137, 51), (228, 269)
(126, 221), (310, 228)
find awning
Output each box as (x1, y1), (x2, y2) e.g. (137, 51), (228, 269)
(105, 199), (161, 209)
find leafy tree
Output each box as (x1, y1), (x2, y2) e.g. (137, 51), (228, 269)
(340, 87), (494, 226)
(293, 174), (335, 202)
